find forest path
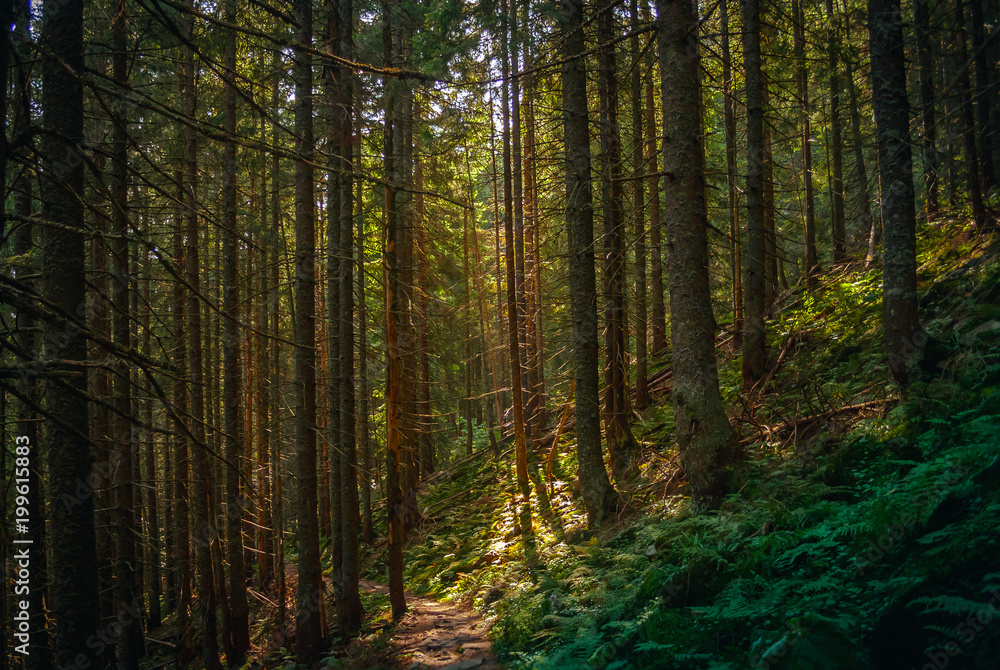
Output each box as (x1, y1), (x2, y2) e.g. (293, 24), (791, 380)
(359, 580), (503, 670)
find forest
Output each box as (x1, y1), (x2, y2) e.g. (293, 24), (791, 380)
(2, 0), (999, 666)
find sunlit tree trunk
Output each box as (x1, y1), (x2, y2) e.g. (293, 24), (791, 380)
(503, 0), (532, 533)
(560, 0), (619, 527)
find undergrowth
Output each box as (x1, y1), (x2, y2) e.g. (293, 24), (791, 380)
(364, 220), (1000, 669)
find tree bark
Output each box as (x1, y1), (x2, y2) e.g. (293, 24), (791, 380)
(598, 0), (638, 482)
(222, 0), (251, 658)
(721, 0), (741, 348)
(915, 0), (939, 217)
(560, 0), (619, 527)
(39, 0), (102, 664)
(292, 0), (326, 658)
(869, 0), (922, 387)
(742, 0), (767, 390)
(384, 0), (408, 620)
(644, 3), (666, 356)
(793, 0), (818, 283)
(952, 0), (987, 229)
(111, 2), (143, 664)
(632, 0), (651, 408)
(503, 0), (532, 534)
(657, 0), (741, 509)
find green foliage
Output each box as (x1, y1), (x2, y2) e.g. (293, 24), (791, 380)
(374, 224), (1000, 668)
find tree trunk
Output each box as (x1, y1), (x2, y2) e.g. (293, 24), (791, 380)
(503, 0), (532, 534)
(721, 0), (741, 348)
(222, 0), (250, 658)
(358, 151), (374, 545)
(39, 0), (102, 664)
(793, 0), (818, 283)
(952, 0), (987, 229)
(13, 6), (52, 659)
(560, 0), (619, 527)
(869, 0), (922, 387)
(915, 0), (939, 217)
(969, 0), (996, 191)
(826, 0), (846, 260)
(180, 5), (223, 664)
(644, 4), (666, 356)
(657, 0), (740, 509)
(844, 52), (875, 261)
(292, 0), (325, 658)
(742, 0), (767, 390)
(415, 146), (435, 471)
(598, 0), (638, 482)
(632, 0), (651, 408)
(111, 2), (143, 663)
(171, 168), (194, 658)
(331, 0), (363, 632)
(384, 0), (408, 619)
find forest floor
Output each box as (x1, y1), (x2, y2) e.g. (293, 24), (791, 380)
(248, 562), (501, 668)
(358, 580), (503, 670)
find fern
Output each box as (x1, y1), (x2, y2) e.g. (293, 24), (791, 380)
(909, 595), (986, 616)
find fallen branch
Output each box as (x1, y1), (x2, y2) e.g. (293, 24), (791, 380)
(740, 398), (896, 445)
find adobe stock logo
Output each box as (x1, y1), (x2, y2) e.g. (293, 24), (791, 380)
(913, 589), (1000, 670)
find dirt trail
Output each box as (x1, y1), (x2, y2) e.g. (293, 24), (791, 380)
(360, 580), (504, 670)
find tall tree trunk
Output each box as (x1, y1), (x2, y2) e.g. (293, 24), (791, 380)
(721, 0), (741, 348)
(560, 0), (619, 527)
(656, 0), (740, 509)
(763, 79), (778, 307)
(384, 0), (408, 619)
(358, 148), (374, 545)
(742, 0), (766, 390)
(844, 54), (875, 261)
(183, 10), (222, 661)
(12, 5), (52, 660)
(172, 170), (194, 659)
(793, 0), (818, 283)
(632, 0), (651, 407)
(111, 2), (143, 664)
(292, 0), (326, 658)
(969, 0), (996, 191)
(826, 0), (846, 260)
(39, 0), (102, 664)
(415, 147), (435, 470)
(915, 0), (939, 217)
(503, 0), (532, 534)
(269, 49), (286, 628)
(644, 4), (666, 356)
(328, 0), (363, 632)
(598, 0), (638, 482)
(870, 0), (922, 387)
(464, 205), (476, 456)
(953, 0), (987, 228)
(525, 77), (547, 432)
(141, 263), (162, 631)
(222, 0), (250, 659)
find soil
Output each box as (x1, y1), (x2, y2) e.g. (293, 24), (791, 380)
(359, 580), (504, 670)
